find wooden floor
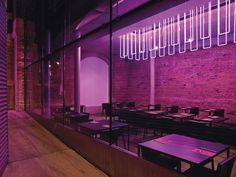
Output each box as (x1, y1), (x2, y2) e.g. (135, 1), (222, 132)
(2, 111), (108, 177)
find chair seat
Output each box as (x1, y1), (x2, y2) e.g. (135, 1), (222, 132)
(184, 166), (217, 177)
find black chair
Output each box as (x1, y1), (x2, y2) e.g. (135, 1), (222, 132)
(80, 105), (86, 113)
(102, 103), (109, 114)
(127, 102), (135, 108)
(68, 112), (90, 123)
(213, 109), (225, 117)
(156, 117), (179, 135)
(184, 156), (235, 177)
(116, 102), (125, 108)
(189, 107), (199, 116)
(100, 128), (126, 148)
(104, 104), (116, 120)
(141, 147), (181, 171)
(167, 106), (179, 113)
(148, 104), (161, 111)
(181, 120), (212, 140)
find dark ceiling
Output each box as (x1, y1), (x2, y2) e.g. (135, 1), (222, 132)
(7, 0), (104, 45)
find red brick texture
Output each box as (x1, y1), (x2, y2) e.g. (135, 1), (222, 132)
(112, 44), (236, 121)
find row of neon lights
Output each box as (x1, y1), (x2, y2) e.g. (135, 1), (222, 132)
(119, 0), (236, 60)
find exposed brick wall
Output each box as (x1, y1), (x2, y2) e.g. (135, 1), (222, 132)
(113, 55), (150, 106)
(7, 18), (39, 111)
(113, 44), (236, 121)
(7, 33), (14, 109)
(154, 44), (236, 112)
(16, 18), (25, 111)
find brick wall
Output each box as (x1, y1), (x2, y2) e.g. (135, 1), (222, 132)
(7, 33), (14, 109)
(7, 18), (39, 111)
(112, 55), (150, 106)
(16, 18), (25, 111)
(113, 44), (236, 121)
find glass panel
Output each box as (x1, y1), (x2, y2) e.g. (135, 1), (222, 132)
(63, 45), (76, 128)
(42, 53), (64, 121)
(25, 62), (42, 116)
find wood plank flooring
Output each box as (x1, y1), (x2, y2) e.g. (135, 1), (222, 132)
(2, 111), (108, 177)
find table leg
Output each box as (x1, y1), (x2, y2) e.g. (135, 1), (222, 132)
(227, 148), (230, 157)
(138, 145), (140, 157)
(209, 122), (212, 127)
(211, 159), (214, 170)
(128, 125), (130, 151)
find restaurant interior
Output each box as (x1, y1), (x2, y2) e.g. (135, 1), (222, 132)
(1, 0), (236, 177)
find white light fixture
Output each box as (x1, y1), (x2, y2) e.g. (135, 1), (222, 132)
(119, 0), (236, 60)
(217, 0), (231, 46)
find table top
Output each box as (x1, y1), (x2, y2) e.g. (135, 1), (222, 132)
(144, 110), (166, 115)
(128, 108), (145, 112)
(67, 113), (88, 118)
(195, 116), (229, 123)
(167, 113), (195, 119)
(78, 120), (128, 132)
(200, 108), (219, 112)
(138, 134), (228, 165)
(180, 107), (192, 110)
(227, 112), (236, 115)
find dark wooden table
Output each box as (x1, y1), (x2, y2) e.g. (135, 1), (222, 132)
(144, 110), (167, 117)
(200, 108), (220, 116)
(78, 120), (130, 150)
(128, 108), (145, 112)
(138, 134), (229, 170)
(227, 112), (236, 116)
(180, 107), (193, 113)
(194, 116), (229, 127)
(166, 113), (195, 122)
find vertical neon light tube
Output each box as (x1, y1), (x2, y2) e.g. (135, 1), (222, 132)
(143, 27), (149, 60)
(130, 31), (137, 56)
(136, 29), (141, 61)
(127, 33), (133, 60)
(149, 25), (157, 59)
(185, 11), (193, 44)
(122, 34), (127, 58)
(168, 17), (175, 55)
(140, 28), (146, 54)
(149, 25), (157, 51)
(169, 16), (180, 55)
(190, 8), (198, 51)
(119, 36), (125, 58)
(200, 2), (212, 49)
(153, 22), (158, 50)
(234, 0), (236, 43)
(159, 19), (167, 57)
(217, 0), (231, 46)
(179, 13), (186, 53)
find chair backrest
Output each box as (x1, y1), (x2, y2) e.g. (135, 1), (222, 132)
(154, 104), (161, 110)
(213, 109), (225, 117)
(170, 106), (179, 113)
(127, 102), (135, 108)
(216, 156), (235, 177)
(189, 107), (199, 115)
(80, 105), (86, 113)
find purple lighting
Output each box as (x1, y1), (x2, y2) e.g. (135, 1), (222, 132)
(119, 0), (236, 60)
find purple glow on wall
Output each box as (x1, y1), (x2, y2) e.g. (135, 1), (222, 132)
(119, 0), (236, 60)
(80, 57), (109, 108)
